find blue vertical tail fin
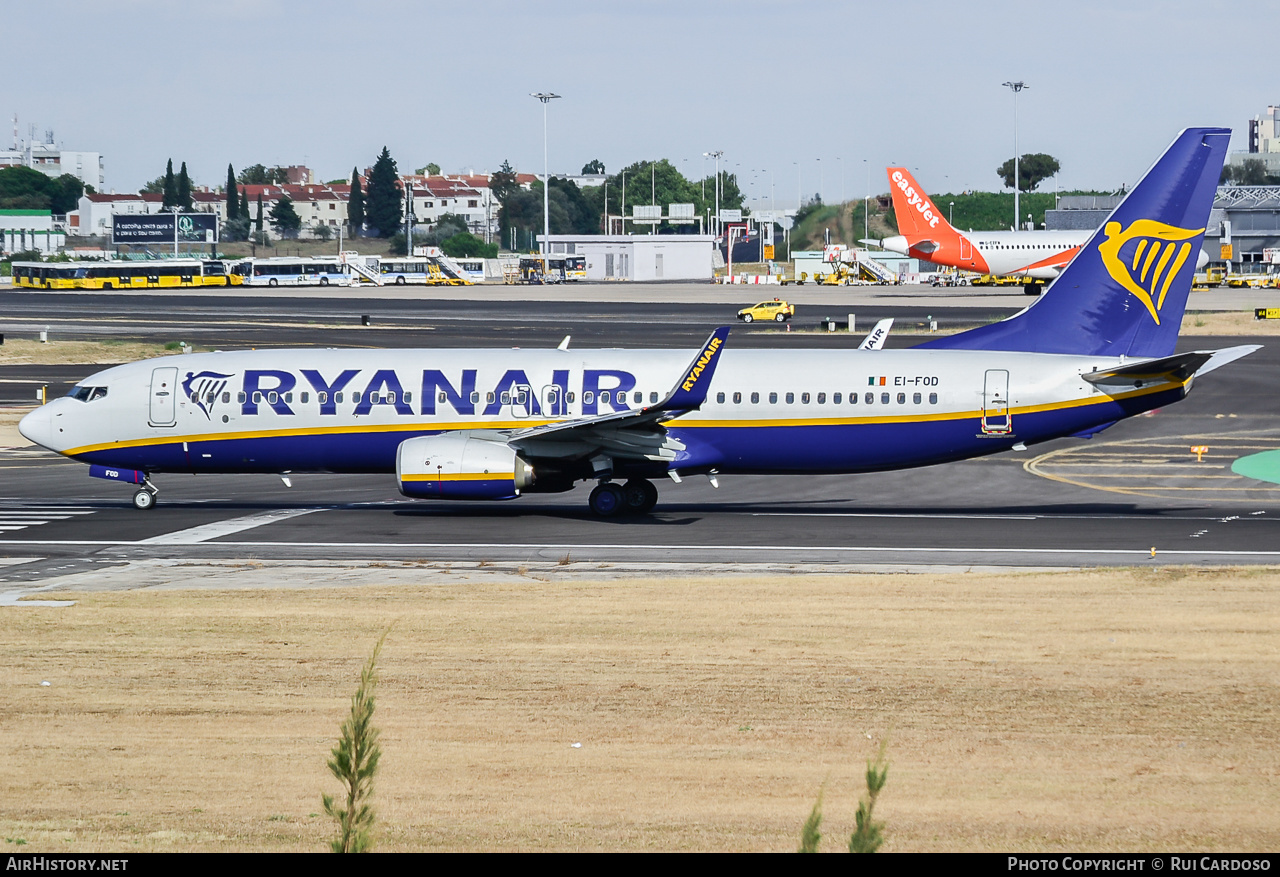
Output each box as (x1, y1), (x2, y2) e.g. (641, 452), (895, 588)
(920, 127), (1230, 357)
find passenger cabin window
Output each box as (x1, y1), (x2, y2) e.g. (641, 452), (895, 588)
(716, 392), (725, 404)
(769, 392), (778, 404)
(751, 392), (759, 404)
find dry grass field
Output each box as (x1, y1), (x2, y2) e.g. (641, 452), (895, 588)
(1, 564), (1277, 852)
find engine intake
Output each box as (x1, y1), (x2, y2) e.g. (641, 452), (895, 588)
(396, 433), (533, 500)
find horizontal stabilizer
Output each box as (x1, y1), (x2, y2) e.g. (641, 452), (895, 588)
(1083, 345), (1260, 385)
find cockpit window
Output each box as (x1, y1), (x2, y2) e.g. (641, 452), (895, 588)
(68, 386), (108, 402)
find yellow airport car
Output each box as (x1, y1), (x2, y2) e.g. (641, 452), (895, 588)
(737, 298), (794, 323)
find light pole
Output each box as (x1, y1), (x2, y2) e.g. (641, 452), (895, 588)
(1002, 80), (1027, 230)
(863, 158), (870, 246)
(949, 201), (955, 226)
(530, 92), (561, 255)
(817, 157), (823, 205)
(703, 150), (723, 236)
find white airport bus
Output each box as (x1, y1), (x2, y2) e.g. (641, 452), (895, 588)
(370, 257), (470, 286)
(451, 258), (487, 283)
(242, 257), (352, 287)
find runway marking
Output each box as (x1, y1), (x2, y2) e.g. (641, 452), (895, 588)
(752, 512), (1038, 520)
(1026, 431), (1280, 501)
(0, 506), (97, 536)
(2, 540), (1280, 562)
(137, 508), (325, 544)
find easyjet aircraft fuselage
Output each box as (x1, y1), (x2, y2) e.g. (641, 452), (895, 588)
(880, 167), (1088, 282)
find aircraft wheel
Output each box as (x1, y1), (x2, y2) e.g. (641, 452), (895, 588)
(132, 489), (156, 511)
(742, 313), (753, 323)
(588, 482), (625, 517)
(1024, 283), (1043, 296)
(622, 479), (658, 514)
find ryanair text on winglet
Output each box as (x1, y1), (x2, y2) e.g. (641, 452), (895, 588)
(681, 337), (723, 392)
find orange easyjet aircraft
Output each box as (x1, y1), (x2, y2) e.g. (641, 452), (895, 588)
(875, 167), (1090, 294)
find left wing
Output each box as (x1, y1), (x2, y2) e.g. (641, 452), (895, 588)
(507, 326), (730, 462)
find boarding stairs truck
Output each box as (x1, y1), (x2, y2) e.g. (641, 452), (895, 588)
(341, 251), (384, 286)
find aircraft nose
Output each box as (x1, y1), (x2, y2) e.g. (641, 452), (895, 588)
(17, 405), (52, 449)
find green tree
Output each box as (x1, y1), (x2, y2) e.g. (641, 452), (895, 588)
(140, 175), (165, 194)
(798, 786), (824, 853)
(848, 740), (889, 853)
(347, 167), (365, 235)
(239, 190), (250, 225)
(439, 231), (498, 259)
(322, 629), (389, 854)
(225, 164), (240, 221)
(364, 147), (401, 237)
(0, 166), (53, 210)
(255, 192), (264, 235)
(237, 164), (288, 186)
(489, 159), (519, 205)
(177, 162), (193, 211)
(313, 222), (332, 241)
(996, 153), (1060, 192)
(269, 195), (302, 237)
(416, 163), (441, 175)
(162, 159), (178, 209)
(581, 159), (605, 175)
(1224, 158), (1273, 186)
(43, 174), (84, 214)
(238, 164), (270, 185)
(222, 216), (251, 242)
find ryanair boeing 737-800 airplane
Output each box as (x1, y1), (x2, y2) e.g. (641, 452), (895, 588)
(19, 128), (1257, 517)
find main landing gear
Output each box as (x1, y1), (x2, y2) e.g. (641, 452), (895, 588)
(588, 479), (659, 517)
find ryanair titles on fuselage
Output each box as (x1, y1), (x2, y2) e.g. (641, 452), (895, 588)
(192, 367), (643, 421)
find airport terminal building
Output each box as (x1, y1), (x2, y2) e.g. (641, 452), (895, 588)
(538, 234), (716, 281)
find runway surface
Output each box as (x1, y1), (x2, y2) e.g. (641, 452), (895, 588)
(1, 286), (1278, 587)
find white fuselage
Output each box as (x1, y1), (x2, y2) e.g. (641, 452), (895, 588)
(20, 346), (1181, 478)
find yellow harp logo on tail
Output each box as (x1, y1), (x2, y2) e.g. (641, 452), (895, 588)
(1098, 219), (1203, 325)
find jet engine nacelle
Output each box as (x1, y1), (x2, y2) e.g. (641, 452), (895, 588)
(396, 433), (534, 500)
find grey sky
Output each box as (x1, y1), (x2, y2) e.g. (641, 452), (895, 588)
(7, 0), (1268, 208)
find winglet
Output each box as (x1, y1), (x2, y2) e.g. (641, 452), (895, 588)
(660, 326), (731, 411)
(858, 318), (894, 350)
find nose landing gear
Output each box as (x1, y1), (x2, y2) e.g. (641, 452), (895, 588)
(132, 478), (158, 511)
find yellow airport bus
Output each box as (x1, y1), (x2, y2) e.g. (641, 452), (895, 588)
(10, 262), (80, 289)
(562, 255), (586, 281)
(10, 260), (246, 290)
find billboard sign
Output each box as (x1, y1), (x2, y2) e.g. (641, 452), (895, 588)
(112, 213), (218, 245)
